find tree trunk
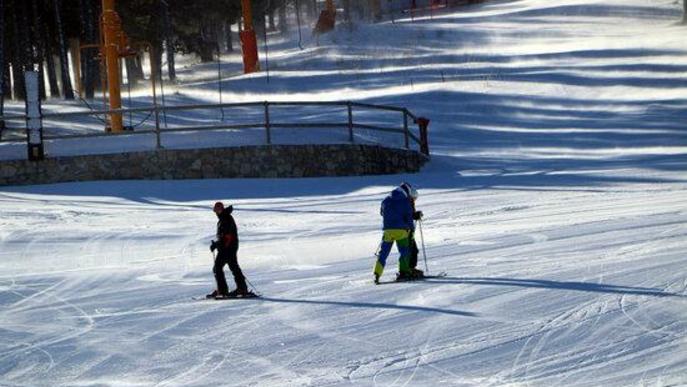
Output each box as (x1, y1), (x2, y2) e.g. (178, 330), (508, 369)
(254, 13), (266, 38)
(134, 55), (145, 80)
(165, 39), (177, 81)
(198, 24), (216, 63)
(149, 43), (163, 82)
(37, 62), (47, 100)
(344, 0), (351, 23)
(198, 44), (215, 62)
(268, 8), (276, 31)
(45, 53), (60, 97)
(41, 0), (59, 97)
(54, 0), (74, 99)
(278, 0), (288, 33)
(11, 63), (25, 100)
(161, 1), (176, 81)
(16, 0), (33, 100)
(307, 0), (316, 19)
(354, 0), (366, 20)
(225, 21), (234, 52)
(371, 0), (382, 21)
(124, 58), (140, 88)
(80, 0), (99, 99)
(2, 65), (10, 100)
(165, 39), (176, 81)
(10, 2), (25, 100)
(20, 1), (32, 65)
(30, 0), (47, 100)
(69, 38), (82, 96)
(125, 57), (141, 88)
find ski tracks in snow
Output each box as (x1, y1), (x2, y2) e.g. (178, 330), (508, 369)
(0, 276), (97, 382)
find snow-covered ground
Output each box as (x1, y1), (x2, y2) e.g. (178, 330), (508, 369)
(1, 0), (687, 385)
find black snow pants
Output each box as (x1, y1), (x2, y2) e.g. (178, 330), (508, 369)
(214, 245), (247, 294)
(409, 232), (420, 269)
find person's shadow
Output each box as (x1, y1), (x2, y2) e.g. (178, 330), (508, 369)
(418, 276), (686, 298)
(257, 296), (479, 317)
(252, 276), (684, 319)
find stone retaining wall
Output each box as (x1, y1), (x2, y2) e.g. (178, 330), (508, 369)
(0, 144), (428, 186)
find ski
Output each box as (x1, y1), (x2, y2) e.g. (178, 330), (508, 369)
(422, 271), (448, 279)
(215, 292), (261, 300)
(376, 271), (448, 285)
(396, 271), (448, 282)
(193, 292), (261, 301)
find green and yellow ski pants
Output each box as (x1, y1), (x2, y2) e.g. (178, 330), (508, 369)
(374, 229), (411, 278)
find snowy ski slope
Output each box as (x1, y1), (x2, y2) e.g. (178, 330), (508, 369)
(1, 0), (687, 385)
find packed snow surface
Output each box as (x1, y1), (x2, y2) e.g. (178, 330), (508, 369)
(1, 0), (687, 385)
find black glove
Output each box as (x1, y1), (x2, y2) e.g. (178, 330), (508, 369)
(413, 211), (424, 220)
(210, 240), (218, 252)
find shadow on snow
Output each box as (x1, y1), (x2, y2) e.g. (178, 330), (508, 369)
(420, 276), (687, 298)
(257, 296), (480, 317)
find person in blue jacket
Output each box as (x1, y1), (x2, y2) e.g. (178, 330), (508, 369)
(373, 182), (421, 284)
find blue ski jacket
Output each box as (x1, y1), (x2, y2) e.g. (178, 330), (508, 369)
(380, 187), (414, 231)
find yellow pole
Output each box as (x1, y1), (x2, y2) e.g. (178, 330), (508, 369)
(102, 0), (123, 132)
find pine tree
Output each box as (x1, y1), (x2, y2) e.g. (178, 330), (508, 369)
(278, 0), (288, 34)
(161, 0), (176, 81)
(224, 20), (234, 52)
(43, 31), (60, 98)
(10, 0), (27, 100)
(53, 0), (74, 99)
(79, 0), (99, 99)
(343, 0), (351, 24)
(167, 0), (240, 62)
(31, 0), (47, 99)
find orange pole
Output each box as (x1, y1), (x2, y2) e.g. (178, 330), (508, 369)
(102, 0), (123, 132)
(240, 0), (259, 73)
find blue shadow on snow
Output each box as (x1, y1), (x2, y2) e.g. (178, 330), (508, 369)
(418, 276), (687, 298)
(257, 296), (479, 317)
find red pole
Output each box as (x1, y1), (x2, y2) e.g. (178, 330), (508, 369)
(240, 0), (259, 73)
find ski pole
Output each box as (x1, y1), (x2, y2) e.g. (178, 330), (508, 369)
(374, 240), (382, 258)
(245, 277), (261, 296)
(418, 219), (429, 274)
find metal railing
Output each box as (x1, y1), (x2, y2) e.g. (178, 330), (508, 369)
(0, 100), (430, 160)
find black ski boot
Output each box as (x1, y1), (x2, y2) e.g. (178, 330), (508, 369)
(217, 289), (254, 299)
(396, 271), (414, 282)
(220, 289), (240, 298)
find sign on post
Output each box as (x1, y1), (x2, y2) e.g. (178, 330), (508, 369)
(24, 71), (44, 161)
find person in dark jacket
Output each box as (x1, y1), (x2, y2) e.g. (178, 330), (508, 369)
(207, 201), (248, 298)
(373, 182), (422, 284)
